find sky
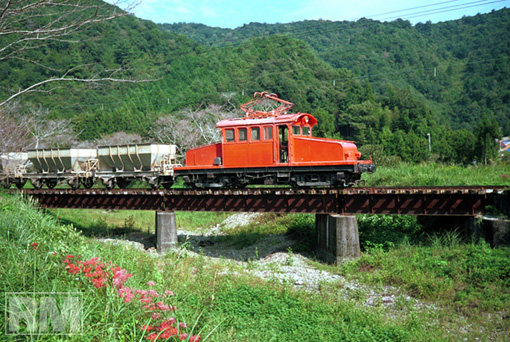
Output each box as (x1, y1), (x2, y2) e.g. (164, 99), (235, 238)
(129, 0), (509, 28)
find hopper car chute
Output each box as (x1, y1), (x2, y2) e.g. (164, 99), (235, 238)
(0, 92), (375, 189)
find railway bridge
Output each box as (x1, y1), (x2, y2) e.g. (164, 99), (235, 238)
(15, 186), (510, 264)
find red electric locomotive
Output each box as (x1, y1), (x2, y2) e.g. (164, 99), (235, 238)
(174, 92), (375, 188)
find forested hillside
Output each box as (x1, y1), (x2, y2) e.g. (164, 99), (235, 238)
(161, 9), (510, 135)
(0, 2), (508, 164)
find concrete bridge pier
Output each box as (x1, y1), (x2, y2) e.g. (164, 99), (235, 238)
(316, 214), (361, 265)
(155, 211), (178, 253)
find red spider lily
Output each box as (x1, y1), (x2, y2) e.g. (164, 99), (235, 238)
(113, 267), (132, 289)
(62, 255), (199, 341)
(118, 288), (134, 303)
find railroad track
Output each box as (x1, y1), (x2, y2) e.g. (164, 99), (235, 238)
(9, 186), (509, 216)
(13, 185), (510, 196)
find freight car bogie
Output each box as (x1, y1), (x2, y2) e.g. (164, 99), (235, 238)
(0, 177), (25, 189)
(26, 175), (94, 190)
(97, 174), (172, 190)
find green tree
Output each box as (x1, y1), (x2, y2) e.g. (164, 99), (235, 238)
(476, 117), (501, 164)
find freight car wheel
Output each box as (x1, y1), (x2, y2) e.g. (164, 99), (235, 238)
(83, 178), (94, 189)
(162, 181), (174, 190)
(149, 179), (162, 190)
(14, 180), (26, 189)
(1, 178), (10, 189)
(102, 179), (116, 190)
(116, 178), (130, 189)
(46, 180), (58, 189)
(68, 178), (80, 190)
(31, 179), (43, 190)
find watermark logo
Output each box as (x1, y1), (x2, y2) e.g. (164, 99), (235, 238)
(5, 292), (83, 335)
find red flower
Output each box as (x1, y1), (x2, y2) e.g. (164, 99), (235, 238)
(30, 242), (38, 250)
(118, 288), (133, 303)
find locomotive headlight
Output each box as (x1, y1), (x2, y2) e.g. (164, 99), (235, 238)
(304, 116), (309, 123)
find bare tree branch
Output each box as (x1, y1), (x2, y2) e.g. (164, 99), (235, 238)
(17, 106), (77, 148)
(0, 102), (30, 152)
(0, 74), (155, 108)
(0, 0), (145, 108)
(151, 104), (237, 159)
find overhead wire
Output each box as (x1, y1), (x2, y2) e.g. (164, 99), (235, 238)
(380, 0), (508, 21)
(186, 0), (508, 48)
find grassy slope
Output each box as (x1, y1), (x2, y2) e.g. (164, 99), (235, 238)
(362, 162), (510, 187)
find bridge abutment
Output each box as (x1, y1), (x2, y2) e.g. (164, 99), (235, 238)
(316, 214), (361, 265)
(155, 211), (178, 253)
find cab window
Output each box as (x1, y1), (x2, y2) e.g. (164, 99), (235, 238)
(251, 127), (260, 141)
(225, 129), (234, 142)
(238, 128), (247, 141)
(302, 126), (311, 136)
(292, 125), (301, 135)
(264, 126), (273, 140)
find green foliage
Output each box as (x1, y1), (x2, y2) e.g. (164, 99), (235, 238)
(362, 162), (510, 186)
(476, 116), (501, 164)
(357, 215), (422, 251)
(341, 237), (510, 312)
(213, 285), (410, 341)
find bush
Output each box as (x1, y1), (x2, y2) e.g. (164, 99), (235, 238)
(357, 215), (421, 251)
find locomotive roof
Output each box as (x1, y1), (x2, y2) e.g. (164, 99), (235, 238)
(216, 112), (318, 128)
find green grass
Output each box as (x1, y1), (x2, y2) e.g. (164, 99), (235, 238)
(48, 208), (232, 237)
(341, 234), (510, 312)
(215, 213), (315, 250)
(362, 162), (510, 186)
